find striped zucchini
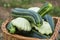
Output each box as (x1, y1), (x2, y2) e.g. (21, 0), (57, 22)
(11, 8), (43, 27)
(11, 14), (36, 25)
(38, 2), (53, 17)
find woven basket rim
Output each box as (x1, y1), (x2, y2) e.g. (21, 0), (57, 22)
(1, 17), (59, 40)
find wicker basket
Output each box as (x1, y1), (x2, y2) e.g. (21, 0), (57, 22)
(1, 17), (60, 40)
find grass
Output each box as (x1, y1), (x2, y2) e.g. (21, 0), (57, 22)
(50, 6), (60, 17)
(0, 0), (45, 8)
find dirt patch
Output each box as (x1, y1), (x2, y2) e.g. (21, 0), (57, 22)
(0, 7), (11, 20)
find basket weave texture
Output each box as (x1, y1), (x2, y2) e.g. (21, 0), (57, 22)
(1, 17), (60, 40)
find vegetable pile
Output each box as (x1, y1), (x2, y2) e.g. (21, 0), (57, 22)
(7, 2), (55, 39)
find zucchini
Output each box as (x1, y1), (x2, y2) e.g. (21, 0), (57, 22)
(11, 14), (36, 24)
(15, 30), (50, 39)
(43, 14), (55, 32)
(31, 30), (50, 39)
(7, 22), (16, 34)
(11, 8), (43, 27)
(38, 2), (53, 17)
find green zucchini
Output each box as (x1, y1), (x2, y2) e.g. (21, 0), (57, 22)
(31, 30), (50, 38)
(38, 2), (53, 17)
(43, 14), (55, 32)
(11, 14), (36, 24)
(7, 22), (16, 34)
(11, 8), (43, 27)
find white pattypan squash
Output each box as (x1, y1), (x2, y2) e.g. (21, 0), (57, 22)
(11, 17), (31, 31)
